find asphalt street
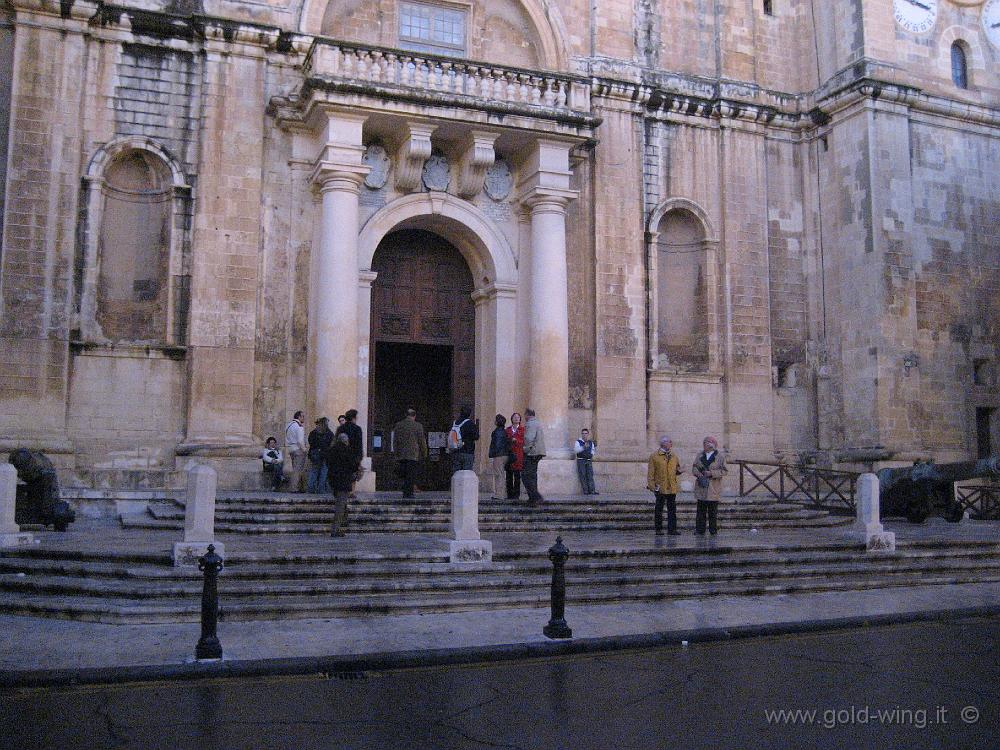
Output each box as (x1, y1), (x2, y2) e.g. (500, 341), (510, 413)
(3, 616), (997, 750)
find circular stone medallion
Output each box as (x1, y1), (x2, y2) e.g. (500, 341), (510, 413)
(421, 154), (451, 192)
(484, 159), (513, 201)
(362, 144), (389, 190)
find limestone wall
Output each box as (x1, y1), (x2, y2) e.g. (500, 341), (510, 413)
(1, 0), (998, 488)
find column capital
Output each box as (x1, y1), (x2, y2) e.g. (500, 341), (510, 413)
(472, 282), (517, 304)
(310, 161), (370, 193)
(520, 186), (578, 212)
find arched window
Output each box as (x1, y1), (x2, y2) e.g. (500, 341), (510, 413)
(951, 42), (969, 90)
(655, 210), (709, 371)
(96, 151), (173, 342)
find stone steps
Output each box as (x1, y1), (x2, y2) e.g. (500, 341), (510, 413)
(4, 556), (999, 600)
(2, 569), (997, 624)
(2, 540), (999, 622)
(122, 496), (850, 534)
(3, 542), (996, 581)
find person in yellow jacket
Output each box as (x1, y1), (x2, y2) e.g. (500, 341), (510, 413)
(647, 436), (682, 535)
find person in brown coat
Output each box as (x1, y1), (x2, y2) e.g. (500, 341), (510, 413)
(692, 436), (727, 535)
(392, 408), (427, 499)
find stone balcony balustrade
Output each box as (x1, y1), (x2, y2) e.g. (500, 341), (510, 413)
(302, 38), (593, 120)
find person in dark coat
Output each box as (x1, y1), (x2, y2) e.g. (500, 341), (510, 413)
(326, 433), (360, 537)
(307, 417), (334, 493)
(487, 414), (509, 500)
(335, 408), (364, 496)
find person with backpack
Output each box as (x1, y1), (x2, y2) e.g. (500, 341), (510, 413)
(448, 406), (479, 473)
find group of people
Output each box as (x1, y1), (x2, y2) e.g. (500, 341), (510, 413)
(262, 406), (728, 538)
(261, 408), (365, 536)
(647, 436), (728, 536)
(398, 407), (550, 504)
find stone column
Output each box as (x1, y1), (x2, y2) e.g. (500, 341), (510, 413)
(853, 473), (895, 553)
(309, 112), (370, 426)
(519, 140), (578, 462)
(449, 470), (492, 563)
(0, 464), (34, 548)
(173, 464), (225, 565)
(354, 270), (378, 492)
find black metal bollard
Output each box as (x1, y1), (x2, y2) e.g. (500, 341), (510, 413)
(543, 536), (572, 639)
(195, 544), (224, 660)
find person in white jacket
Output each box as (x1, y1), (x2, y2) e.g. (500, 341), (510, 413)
(284, 410), (308, 492)
(573, 428), (599, 495)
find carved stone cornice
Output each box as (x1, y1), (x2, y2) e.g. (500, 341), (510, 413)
(394, 123), (435, 193)
(455, 131), (498, 199)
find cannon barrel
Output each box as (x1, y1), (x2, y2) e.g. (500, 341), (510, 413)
(877, 457), (999, 493)
(877, 456), (999, 523)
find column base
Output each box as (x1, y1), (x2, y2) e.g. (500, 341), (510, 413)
(0, 531), (36, 548)
(173, 541), (226, 567)
(449, 539), (493, 563)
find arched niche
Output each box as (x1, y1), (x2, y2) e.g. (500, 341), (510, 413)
(77, 138), (192, 345)
(646, 198), (721, 374)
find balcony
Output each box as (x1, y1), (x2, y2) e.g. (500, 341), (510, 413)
(301, 38), (595, 125)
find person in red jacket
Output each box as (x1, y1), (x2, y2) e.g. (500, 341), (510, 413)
(505, 412), (525, 500)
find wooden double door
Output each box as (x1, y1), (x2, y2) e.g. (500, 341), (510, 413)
(368, 230), (475, 490)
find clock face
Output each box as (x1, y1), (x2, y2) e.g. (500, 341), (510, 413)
(984, 0), (1000, 51)
(893, 0), (938, 34)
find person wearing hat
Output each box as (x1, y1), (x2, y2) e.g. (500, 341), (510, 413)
(307, 416), (334, 493)
(692, 436), (727, 535)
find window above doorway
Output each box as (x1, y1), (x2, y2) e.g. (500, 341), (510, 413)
(398, 1), (468, 57)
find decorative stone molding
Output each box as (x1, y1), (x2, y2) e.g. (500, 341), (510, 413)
(394, 123), (435, 193)
(362, 144), (390, 190)
(484, 160), (513, 201)
(455, 131), (498, 199)
(421, 153), (451, 192)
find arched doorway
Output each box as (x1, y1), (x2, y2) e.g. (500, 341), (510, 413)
(368, 229), (475, 489)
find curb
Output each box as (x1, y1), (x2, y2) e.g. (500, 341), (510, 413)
(3, 604), (999, 689)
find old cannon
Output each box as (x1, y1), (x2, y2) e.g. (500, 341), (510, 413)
(8, 449), (76, 532)
(877, 457), (1000, 524)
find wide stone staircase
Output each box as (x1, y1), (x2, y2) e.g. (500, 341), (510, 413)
(120, 492), (848, 534)
(2, 534), (999, 623)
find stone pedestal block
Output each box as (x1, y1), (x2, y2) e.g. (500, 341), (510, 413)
(0, 463), (34, 548)
(173, 464), (225, 566)
(450, 469), (492, 563)
(356, 457), (376, 493)
(853, 473), (895, 553)
(536, 458), (578, 494)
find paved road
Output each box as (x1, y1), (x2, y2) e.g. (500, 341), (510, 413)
(3, 616), (997, 750)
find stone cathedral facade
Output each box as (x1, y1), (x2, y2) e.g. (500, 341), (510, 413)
(0, 0), (997, 491)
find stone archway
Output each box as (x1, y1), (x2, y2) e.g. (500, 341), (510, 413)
(367, 229), (476, 489)
(355, 194), (519, 480)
